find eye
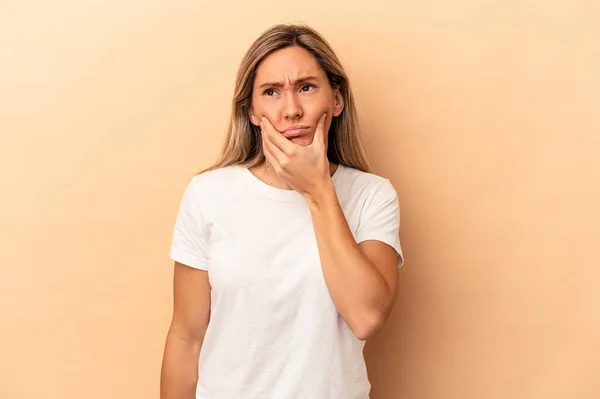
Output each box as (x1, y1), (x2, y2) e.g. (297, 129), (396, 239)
(301, 83), (316, 92)
(263, 88), (277, 96)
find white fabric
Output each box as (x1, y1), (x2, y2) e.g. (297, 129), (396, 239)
(169, 164), (403, 399)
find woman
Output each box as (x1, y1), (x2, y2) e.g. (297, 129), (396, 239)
(160, 23), (404, 399)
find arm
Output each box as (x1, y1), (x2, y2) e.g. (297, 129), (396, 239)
(305, 182), (400, 341)
(160, 262), (211, 399)
(258, 113), (401, 340)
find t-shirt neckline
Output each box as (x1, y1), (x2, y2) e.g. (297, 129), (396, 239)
(238, 163), (345, 201)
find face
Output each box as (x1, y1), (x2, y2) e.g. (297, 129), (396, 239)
(248, 46), (344, 147)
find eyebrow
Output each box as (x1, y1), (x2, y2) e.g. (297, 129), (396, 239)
(258, 76), (319, 89)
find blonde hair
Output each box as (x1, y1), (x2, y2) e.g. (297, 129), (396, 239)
(199, 23), (370, 174)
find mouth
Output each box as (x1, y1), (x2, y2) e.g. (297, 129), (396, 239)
(282, 125), (311, 139)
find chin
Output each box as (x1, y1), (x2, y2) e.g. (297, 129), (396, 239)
(290, 136), (313, 146)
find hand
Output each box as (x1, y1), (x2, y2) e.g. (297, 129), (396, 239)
(260, 113), (332, 198)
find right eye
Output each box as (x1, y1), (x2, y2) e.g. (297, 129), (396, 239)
(263, 88), (276, 96)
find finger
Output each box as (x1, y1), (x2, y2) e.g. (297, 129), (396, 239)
(310, 113), (327, 150)
(261, 126), (286, 169)
(261, 117), (296, 155)
(261, 132), (279, 173)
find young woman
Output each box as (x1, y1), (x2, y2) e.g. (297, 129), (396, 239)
(160, 23), (404, 399)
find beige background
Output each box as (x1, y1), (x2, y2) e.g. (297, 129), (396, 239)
(1, 0), (599, 398)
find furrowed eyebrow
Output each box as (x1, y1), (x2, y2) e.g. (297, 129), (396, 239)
(258, 76), (319, 89)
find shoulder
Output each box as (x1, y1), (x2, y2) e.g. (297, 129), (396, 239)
(178, 165), (245, 208)
(337, 165), (397, 198)
(187, 165), (243, 191)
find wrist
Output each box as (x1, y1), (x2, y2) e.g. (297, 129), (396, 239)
(304, 180), (337, 210)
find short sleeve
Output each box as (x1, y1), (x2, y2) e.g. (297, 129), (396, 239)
(355, 180), (404, 268)
(169, 179), (210, 270)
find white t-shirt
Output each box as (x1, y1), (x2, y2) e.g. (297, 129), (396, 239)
(169, 164), (404, 399)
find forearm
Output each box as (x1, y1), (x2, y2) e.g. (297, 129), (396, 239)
(305, 183), (394, 340)
(160, 328), (203, 399)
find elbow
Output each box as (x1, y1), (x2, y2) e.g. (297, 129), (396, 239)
(348, 309), (388, 341)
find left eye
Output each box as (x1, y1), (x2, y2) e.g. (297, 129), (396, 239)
(301, 84), (315, 92)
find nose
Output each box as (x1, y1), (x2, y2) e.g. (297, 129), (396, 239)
(283, 91), (303, 121)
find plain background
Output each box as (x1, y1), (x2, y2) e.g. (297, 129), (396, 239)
(1, 0), (599, 398)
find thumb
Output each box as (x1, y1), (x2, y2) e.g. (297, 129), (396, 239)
(311, 113), (327, 150)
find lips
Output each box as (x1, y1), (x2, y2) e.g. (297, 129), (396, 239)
(282, 125), (311, 139)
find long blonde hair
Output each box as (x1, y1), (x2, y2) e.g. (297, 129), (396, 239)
(199, 23), (370, 174)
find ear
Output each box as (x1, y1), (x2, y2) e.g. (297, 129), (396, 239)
(332, 87), (344, 117)
(248, 107), (260, 126)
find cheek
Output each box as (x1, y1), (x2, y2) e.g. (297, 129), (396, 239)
(307, 97), (334, 118)
(251, 96), (272, 118)
(252, 103), (279, 123)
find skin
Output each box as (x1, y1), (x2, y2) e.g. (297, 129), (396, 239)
(160, 262), (209, 399)
(160, 46), (399, 399)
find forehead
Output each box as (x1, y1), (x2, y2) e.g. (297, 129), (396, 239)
(254, 46), (326, 83)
